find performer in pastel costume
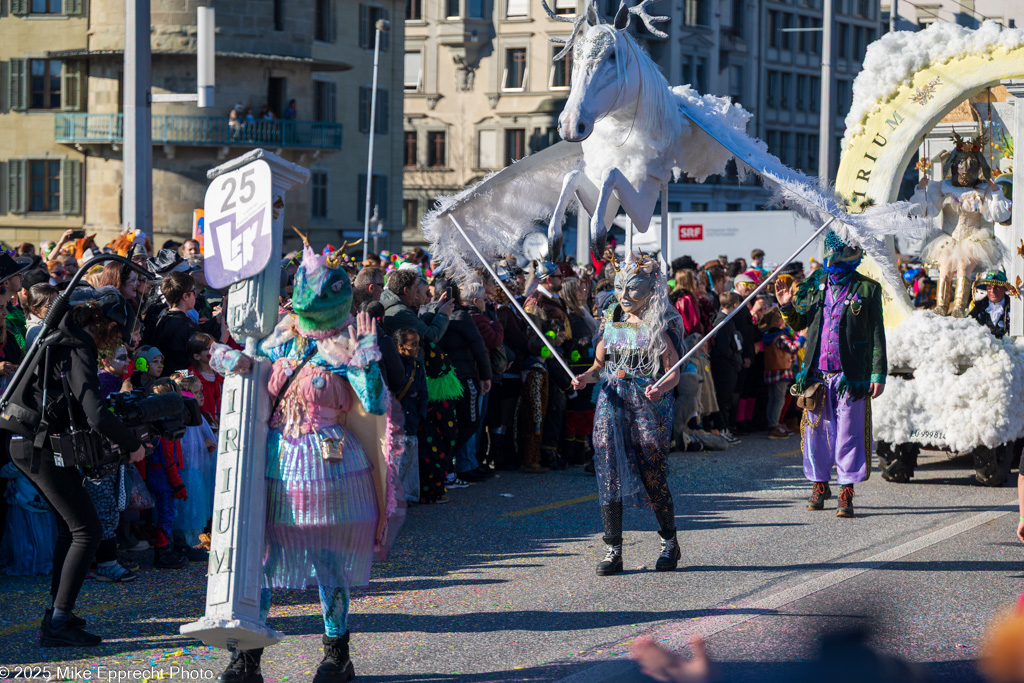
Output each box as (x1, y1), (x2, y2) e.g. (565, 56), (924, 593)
(571, 254), (683, 577)
(913, 132), (1012, 317)
(776, 231), (887, 519)
(212, 236), (400, 683)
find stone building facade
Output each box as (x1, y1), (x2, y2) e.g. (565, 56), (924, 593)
(1, 0), (404, 253)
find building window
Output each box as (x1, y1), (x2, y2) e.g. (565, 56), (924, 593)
(503, 48), (527, 90)
(406, 0), (422, 19)
(478, 129), (498, 168)
(837, 22), (850, 59)
(404, 131), (418, 167)
(809, 77), (820, 112)
(778, 131), (792, 166)
(315, 0), (334, 41)
(796, 74), (808, 110)
(766, 71), (779, 107)
(781, 13), (794, 50)
(683, 0), (709, 26)
(466, 0), (484, 17)
(808, 134), (819, 172)
(683, 55), (708, 93)
(726, 203), (741, 212)
(795, 133), (807, 170)
(551, 47), (571, 88)
(836, 78), (853, 116)
(273, 0), (285, 30)
(28, 160), (61, 213)
(31, 0), (62, 12)
(311, 170), (329, 219)
(427, 131), (447, 167)
(313, 80), (337, 123)
(359, 86), (389, 134)
(506, 0), (528, 18)
(780, 72), (792, 108)
(404, 51), (423, 92)
(691, 202), (708, 212)
(357, 174), (388, 221)
(360, 5), (391, 50)
(554, 0), (576, 14)
(730, 0), (744, 36)
(30, 59), (61, 110)
(404, 198), (419, 230)
(446, 0), (460, 17)
(769, 11), (781, 48)
(505, 128), (526, 165)
(728, 65), (743, 102)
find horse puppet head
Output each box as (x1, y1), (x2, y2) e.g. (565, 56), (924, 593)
(546, 0), (670, 143)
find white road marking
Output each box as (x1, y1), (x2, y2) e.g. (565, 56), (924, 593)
(557, 501), (1017, 682)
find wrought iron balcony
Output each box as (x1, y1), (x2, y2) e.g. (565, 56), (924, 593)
(55, 113), (342, 150)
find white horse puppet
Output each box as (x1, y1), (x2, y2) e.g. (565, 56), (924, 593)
(424, 0), (926, 300)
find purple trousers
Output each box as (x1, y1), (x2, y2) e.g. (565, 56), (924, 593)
(800, 373), (870, 485)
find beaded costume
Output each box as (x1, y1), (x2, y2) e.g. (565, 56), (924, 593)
(588, 255), (680, 554)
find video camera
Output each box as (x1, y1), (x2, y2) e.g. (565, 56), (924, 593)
(50, 390), (202, 473)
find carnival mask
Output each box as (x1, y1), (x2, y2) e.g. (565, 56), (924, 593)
(613, 254), (657, 314)
(947, 132), (991, 188)
(290, 230), (357, 335)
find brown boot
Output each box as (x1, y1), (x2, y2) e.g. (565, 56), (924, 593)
(836, 484), (855, 518)
(806, 482), (832, 511)
(950, 275), (971, 318)
(767, 427), (791, 440)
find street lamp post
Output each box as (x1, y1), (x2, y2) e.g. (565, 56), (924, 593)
(363, 19), (392, 263)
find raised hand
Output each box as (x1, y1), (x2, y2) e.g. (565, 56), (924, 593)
(355, 310), (377, 340)
(774, 278), (792, 307)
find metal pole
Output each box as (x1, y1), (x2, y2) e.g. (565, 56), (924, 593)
(889, 0), (898, 33)
(363, 20), (390, 262)
(652, 217), (834, 390)
(817, 0), (833, 184)
(197, 7), (216, 109)
(446, 214), (575, 380)
(123, 0), (153, 237)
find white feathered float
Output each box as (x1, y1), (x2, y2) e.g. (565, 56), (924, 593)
(841, 21), (1024, 487)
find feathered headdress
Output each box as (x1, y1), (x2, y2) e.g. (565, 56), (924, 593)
(952, 130), (987, 153)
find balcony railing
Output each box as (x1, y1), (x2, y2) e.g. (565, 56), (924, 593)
(55, 113), (342, 150)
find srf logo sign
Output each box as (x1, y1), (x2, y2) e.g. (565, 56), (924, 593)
(678, 224), (703, 240)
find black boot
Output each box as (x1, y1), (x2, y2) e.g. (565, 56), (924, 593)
(595, 544), (623, 576)
(41, 608), (87, 630)
(217, 648), (264, 683)
(313, 632), (355, 683)
(655, 533), (681, 572)
(40, 615), (102, 648)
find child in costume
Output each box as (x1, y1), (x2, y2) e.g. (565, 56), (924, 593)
(518, 337), (550, 474)
(759, 308), (801, 440)
(169, 372), (215, 561)
(144, 380), (189, 569)
(572, 253), (683, 576)
(211, 235), (399, 683)
(393, 328), (428, 503)
(775, 230), (886, 519)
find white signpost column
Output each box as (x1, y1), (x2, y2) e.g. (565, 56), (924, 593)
(181, 149), (309, 651)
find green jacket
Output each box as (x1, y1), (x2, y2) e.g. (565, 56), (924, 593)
(780, 268), (887, 400)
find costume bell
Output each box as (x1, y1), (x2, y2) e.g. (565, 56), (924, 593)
(572, 254), (684, 575)
(777, 231), (887, 518)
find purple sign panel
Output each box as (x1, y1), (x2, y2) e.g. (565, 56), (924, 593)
(203, 160), (274, 290)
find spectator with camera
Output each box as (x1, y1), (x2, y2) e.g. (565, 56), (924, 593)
(0, 287), (145, 647)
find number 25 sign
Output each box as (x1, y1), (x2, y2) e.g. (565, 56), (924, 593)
(203, 160), (274, 290)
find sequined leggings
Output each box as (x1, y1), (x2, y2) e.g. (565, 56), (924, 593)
(260, 584), (350, 637)
(600, 464), (677, 547)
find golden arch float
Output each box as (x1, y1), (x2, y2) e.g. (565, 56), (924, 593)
(836, 20), (1024, 322)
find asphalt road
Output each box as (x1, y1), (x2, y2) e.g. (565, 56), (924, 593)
(0, 437), (1020, 683)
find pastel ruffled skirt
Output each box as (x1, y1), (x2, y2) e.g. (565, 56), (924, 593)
(264, 423), (379, 590)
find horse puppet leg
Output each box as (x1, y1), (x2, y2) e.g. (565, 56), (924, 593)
(547, 169), (599, 259)
(592, 169), (664, 256)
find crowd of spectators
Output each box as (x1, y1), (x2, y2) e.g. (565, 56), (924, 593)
(0, 228), (826, 581)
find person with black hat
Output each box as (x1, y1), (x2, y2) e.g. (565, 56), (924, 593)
(969, 270), (1013, 338)
(0, 287), (145, 647)
(2, 254), (34, 351)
